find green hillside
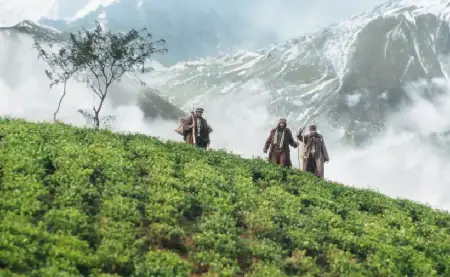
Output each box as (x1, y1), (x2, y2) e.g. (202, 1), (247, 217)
(0, 118), (449, 277)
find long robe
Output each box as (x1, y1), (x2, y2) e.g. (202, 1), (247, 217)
(264, 127), (297, 167)
(297, 131), (329, 178)
(182, 114), (212, 148)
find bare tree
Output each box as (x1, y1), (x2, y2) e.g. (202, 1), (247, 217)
(33, 41), (79, 122)
(34, 21), (167, 128)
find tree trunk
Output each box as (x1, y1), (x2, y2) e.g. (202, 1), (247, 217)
(53, 81), (68, 122)
(94, 112), (100, 129)
(93, 90), (108, 129)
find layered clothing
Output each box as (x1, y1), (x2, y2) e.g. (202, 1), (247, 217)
(181, 114), (212, 149)
(297, 131), (329, 178)
(264, 126), (297, 167)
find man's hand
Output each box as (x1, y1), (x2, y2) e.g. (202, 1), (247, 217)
(263, 148), (267, 153)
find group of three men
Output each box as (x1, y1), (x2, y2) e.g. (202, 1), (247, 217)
(176, 108), (330, 179)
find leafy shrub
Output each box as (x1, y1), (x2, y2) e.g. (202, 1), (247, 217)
(0, 118), (450, 276)
(132, 250), (191, 277)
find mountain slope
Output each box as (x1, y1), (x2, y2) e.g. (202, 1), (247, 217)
(0, 20), (66, 42)
(144, 0), (450, 144)
(0, 118), (449, 276)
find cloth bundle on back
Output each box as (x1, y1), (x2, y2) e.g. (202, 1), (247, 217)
(175, 107), (213, 149)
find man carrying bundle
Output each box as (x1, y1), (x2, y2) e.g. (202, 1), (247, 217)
(297, 124), (329, 178)
(175, 107), (213, 149)
(263, 118), (298, 167)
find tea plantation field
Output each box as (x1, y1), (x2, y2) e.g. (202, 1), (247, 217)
(0, 118), (449, 276)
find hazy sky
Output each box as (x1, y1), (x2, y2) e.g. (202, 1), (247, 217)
(238, 0), (389, 40)
(0, 0), (391, 31)
(71, 0), (390, 39)
(132, 0), (391, 42)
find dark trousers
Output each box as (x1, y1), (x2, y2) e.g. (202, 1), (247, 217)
(306, 154), (318, 176)
(195, 137), (208, 149)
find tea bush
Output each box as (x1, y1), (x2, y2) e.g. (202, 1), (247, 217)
(0, 118), (449, 276)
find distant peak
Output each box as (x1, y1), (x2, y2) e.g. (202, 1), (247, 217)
(13, 19), (62, 33)
(15, 20), (38, 28)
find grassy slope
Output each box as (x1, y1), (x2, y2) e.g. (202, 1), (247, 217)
(0, 118), (449, 277)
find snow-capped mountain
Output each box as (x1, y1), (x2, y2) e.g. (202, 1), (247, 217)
(143, 0), (450, 145)
(3, 0), (450, 145)
(0, 20), (66, 42)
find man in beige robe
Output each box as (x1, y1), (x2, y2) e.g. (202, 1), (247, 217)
(297, 124), (329, 178)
